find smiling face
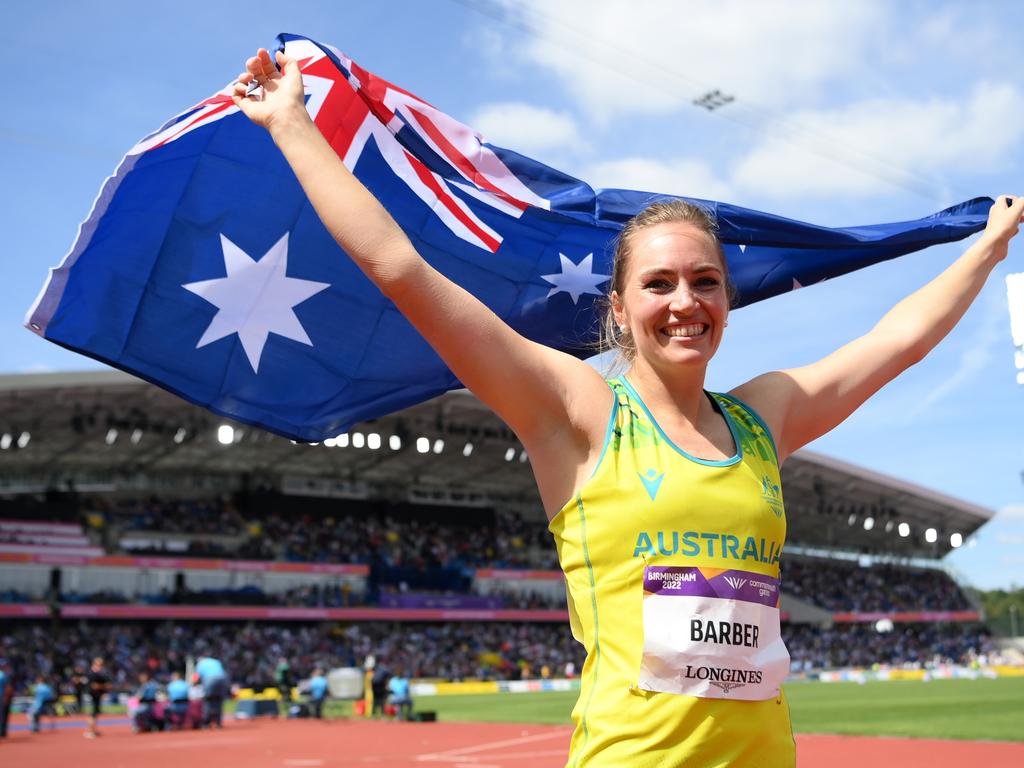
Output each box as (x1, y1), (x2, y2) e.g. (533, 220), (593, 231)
(611, 222), (730, 375)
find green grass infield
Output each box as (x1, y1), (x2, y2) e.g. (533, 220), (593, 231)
(400, 678), (1024, 742)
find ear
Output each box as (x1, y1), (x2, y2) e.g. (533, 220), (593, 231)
(611, 291), (627, 329)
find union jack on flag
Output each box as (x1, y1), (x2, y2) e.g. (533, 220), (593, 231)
(27, 34), (991, 441)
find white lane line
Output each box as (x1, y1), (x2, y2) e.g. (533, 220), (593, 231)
(470, 750), (566, 760)
(416, 730), (567, 762)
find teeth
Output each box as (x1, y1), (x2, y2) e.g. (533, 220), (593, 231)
(664, 324), (706, 337)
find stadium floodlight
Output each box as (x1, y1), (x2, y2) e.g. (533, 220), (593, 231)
(874, 618), (894, 634)
(105, 428), (118, 445)
(352, 432), (365, 449)
(416, 437), (430, 453)
(130, 428), (142, 445)
(17, 431), (30, 449)
(173, 427), (187, 444)
(1007, 272), (1024, 384)
(519, 449), (528, 463)
(432, 438), (444, 454)
(847, 513), (857, 527)
(336, 433), (350, 448)
(884, 520), (894, 533)
(323, 437), (337, 447)
(924, 527), (938, 543)
(217, 425), (234, 445)
(0, 433), (10, 450)
(950, 532), (963, 548)
(368, 433), (382, 450)
(462, 442), (474, 457)
(897, 522), (910, 537)
(504, 447), (516, 462)
(389, 434), (402, 450)
(863, 516), (875, 531)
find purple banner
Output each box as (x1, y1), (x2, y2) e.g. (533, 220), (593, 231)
(378, 593), (505, 610)
(643, 566), (779, 608)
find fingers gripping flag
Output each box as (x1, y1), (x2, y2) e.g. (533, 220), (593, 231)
(26, 34), (992, 442)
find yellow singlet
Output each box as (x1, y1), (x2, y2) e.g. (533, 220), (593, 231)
(549, 377), (796, 767)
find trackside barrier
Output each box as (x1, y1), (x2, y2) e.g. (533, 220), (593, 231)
(235, 687), (299, 700)
(410, 678), (580, 697)
(0, 603), (569, 622)
(816, 665), (1022, 683)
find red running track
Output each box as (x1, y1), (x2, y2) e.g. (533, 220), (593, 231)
(3, 715), (1023, 767)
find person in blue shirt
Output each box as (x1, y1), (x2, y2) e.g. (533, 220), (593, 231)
(133, 671), (162, 733)
(0, 658), (11, 739)
(307, 668), (329, 719)
(166, 670), (191, 730)
(195, 656), (229, 728)
(30, 676), (56, 733)
(387, 669), (412, 722)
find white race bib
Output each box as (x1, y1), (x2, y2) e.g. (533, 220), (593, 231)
(639, 565), (790, 701)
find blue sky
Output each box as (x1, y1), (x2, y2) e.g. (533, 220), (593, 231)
(5, 1), (1023, 588)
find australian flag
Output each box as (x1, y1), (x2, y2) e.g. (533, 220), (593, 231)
(26, 34), (991, 442)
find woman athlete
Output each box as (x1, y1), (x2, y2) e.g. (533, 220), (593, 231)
(233, 48), (1022, 767)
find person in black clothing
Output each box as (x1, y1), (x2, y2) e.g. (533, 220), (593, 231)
(71, 662), (88, 715)
(85, 657), (110, 739)
(370, 665), (390, 719)
(0, 657), (13, 739)
(275, 657), (293, 708)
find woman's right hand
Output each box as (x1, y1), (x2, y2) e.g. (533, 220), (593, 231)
(979, 194), (1024, 263)
(231, 48), (309, 134)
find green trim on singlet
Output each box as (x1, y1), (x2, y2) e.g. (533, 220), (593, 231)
(573, 494), (601, 768)
(618, 376), (743, 467)
(589, 385), (621, 479)
(714, 391), (779, 464)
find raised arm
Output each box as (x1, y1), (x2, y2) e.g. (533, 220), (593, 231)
(734, 195), (1023, 464)
(232, 50), (609, 504)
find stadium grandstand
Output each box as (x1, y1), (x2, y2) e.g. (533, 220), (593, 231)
(0, 370), (1013, 704)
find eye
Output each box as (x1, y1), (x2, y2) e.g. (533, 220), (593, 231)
(643, 278), (673, 291)
(694, 277), (720, 290)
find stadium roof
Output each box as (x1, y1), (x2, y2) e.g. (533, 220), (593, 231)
(0, 370), (992, 560)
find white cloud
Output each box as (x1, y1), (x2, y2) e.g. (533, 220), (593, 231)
(470, 102), (581, 154)
(576, 79), (1024, 204)
(997, 504), (1024, 520)
(506, 0), (885, 120)
(913, 7), (1003, 64)
(731, 81), (1024, 200)
(578, 156), (735, 200)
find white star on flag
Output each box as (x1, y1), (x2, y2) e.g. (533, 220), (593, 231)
(183, 233), (330, 373)
(541, 253), (610, 304)
(791, 276), (827, 291)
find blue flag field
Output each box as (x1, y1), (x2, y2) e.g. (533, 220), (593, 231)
(26, 34), (992, 441)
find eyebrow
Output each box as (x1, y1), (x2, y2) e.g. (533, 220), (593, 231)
(637, 263), (723, 278)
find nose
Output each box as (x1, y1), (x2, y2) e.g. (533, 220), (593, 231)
(668, 283), (698, 314)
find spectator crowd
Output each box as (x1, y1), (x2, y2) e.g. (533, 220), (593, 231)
(783, 557), (972, 613)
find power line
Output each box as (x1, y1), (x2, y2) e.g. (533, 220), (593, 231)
(453, 0), (944, 201)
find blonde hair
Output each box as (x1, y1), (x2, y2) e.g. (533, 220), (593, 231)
(598, 199), (735, 361)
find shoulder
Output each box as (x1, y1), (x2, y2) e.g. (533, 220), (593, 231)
(725, 374), (792, 460)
